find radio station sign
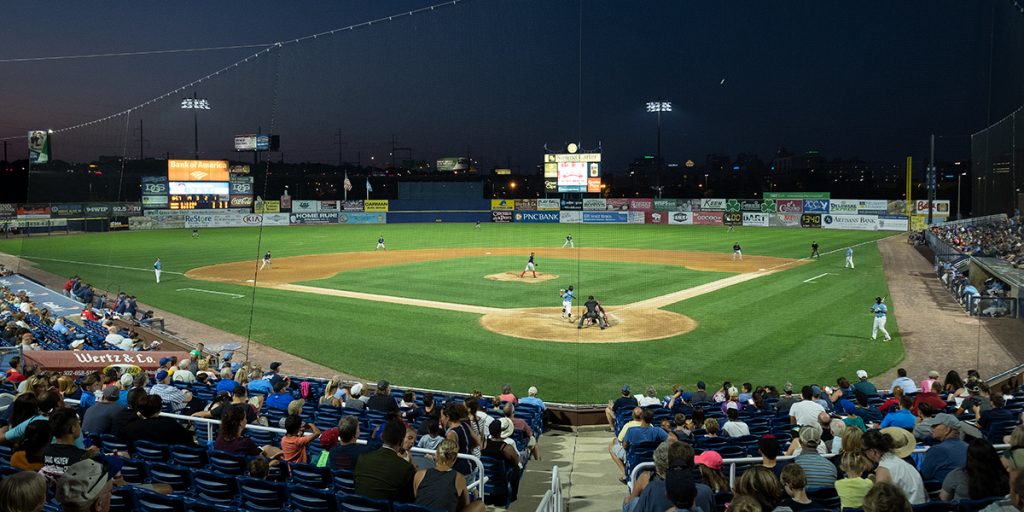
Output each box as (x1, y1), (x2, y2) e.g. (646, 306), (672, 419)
(802, 199), (830, 214)
(801, 214), (822, 228)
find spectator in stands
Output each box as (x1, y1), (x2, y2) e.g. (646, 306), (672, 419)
(396, 425), (418, 464)
(214, 367), (237, 394)
(498, 383), (518, 405)
(863, 481), (912, 512)
(521, 385), (546, 413)
(502, 403), (540, 461)
(880, 396), (917, 430)
(367, 380), (399, 414)
(214, 406), (281, 459)
(55, 458), (116, 512)
(711, 381), (731, 403)
(42, 409), (97, 477)
(264, 379), (293, 411)
(110, 388), (146, 439)
(18, 331), (40, 351)
(695, 451), (728, 492)
(836, 451), (875, 509)
(790, 385), (826, 427)
(637, 385), (661, 407)
(919, 370), (941, 396)
(415, 394), (440, 435)
(912, 381), (947, 416)
(862, 429), (926, 504)
(441, 402), (479, 476)
(979, 394), (1016, 435)
(853, 370), (878, 396)
(264, 361), (284, 387)
(464, 397), (490, 454)
(170, 360), (195, 384)
(980, 471), (1024, 512)
(779, 463), (822, 510)
(354, 419), (416, 502)
(734, 465), (784, 511)
(413, 438), (486, 512)
(344, 383), (366, 410)
(280, 414), (320, 464)
(792, 425), (837, 489)
(853, 390), (883, 425)
(0, 393), (46, 444)
(958, 380), (993, 418)
(611, 407), (668, 482)
(10, 420), (51, 471)
(703, 418), (720, 438)
(103, 326), (130, 351)
(4, 356), (26, 384)
(138, 310), (165, 331)
(246, 367), (273, 395)
(722, 405), (750, 437)
(605, 384), (639, 432)
(417, 422), (445, 453)
(690, 380), (709, 403)
(757, 434), (786, 477)
(120, 395), (194, 447)
(81, 387), (123, 435)
(941, 437), (1010, 502)
(1003, 426), (1024, 479)
(890, 368), (918, 394)
(632, 441), (714, 512)
(329, 416), (369, 470)
(0, 470), (47, 511)
(481, 419), (521, 501)
(624, 439), (667, 511)
(879, 385), (905, 416)
(148, 369), (192, 414)
(775, 382), (798, 414)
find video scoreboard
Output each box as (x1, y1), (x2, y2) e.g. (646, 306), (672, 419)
(168, 195), (231, 210)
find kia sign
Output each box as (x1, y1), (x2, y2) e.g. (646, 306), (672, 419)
(822, 214), (879, 231)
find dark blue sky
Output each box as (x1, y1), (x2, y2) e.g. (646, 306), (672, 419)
(0, 1), (1012, 171)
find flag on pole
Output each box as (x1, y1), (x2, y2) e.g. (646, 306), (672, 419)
(343, 174), (352, 192)
(366, 179), (373, 193)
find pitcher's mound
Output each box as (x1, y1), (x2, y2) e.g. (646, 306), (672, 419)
(484, 272), (559, 283)
(479, 306), (697, 343)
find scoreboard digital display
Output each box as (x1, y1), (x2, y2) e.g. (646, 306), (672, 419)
(168, 195), (231, 210)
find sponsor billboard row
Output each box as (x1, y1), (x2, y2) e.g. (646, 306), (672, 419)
(514, 211), (560, 223)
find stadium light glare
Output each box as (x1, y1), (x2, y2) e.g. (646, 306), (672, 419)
(181, 92), (210, 160)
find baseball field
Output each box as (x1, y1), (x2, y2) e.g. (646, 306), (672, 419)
(0, 223), (903, 403)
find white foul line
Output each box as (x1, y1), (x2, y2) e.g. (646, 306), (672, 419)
(176, 288), (245, 299)
(803, 273), (833, 283)
(26, 257), (186, 275)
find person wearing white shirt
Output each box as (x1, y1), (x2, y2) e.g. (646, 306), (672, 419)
(790, 385), (827, 426)
(890, 368), (919, 394)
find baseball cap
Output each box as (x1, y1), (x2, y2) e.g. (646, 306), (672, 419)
(727, 386), (739, 397)
(377, 380), (389, 390)
(928, 370), (940, 378)
(101, 386), (120, 401)
(798, 425), (822, 448)
(319, 428), (340, 450)
(350, 383), (363, 396)
(119, 373), (134, 387)
(159, 357), (170, 366)
(70, 340), (85, 349)
(856, 370), (868, 379)
(694, 450), (723, 471)
(931, 413), (964, 430)
(269, 362), (282, 371)
(726, 401), (739, 410)
(528, 386), (538, 396)
(811, 385), (822, 398)
(500, 417), (515, 439)
(155, 370), (169, 382)
(783, 382), (793, 393)
(622, 384), (631, 393)
(56, 459), (114, 508)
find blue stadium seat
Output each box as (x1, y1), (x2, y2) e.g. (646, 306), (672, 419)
(480, 455), (514, 507)
(209, 450), (248, 475)
(109, 485), (135, 512)
(237, 476), (289, 511)
(335, 492), (391, 512)
(332, 469), (356, 494)
(911, 502), (956, 512)
(185, 499), (237, 512)
(191, 469), (239, 504)
(147, 462), (194, 493)
(119, 458), (149, 484)
(169, 444), (209, 468)
(290, 463), (333, 489)
(247, 428), (279, 446)
(134, 487), (187, 512)
(288, 484), (338, 512)
(100, 434), (130, 454)
(806, 487), (841, 510)
(134, 440), (171, 462)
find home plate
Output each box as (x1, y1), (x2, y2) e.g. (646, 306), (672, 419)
(485, 252), (492, 255)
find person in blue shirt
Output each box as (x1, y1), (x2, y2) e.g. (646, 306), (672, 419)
(560, 286), (575, 320)
(265, 380), (294, 411)
(880, 396), (917, 430)
(153, 258), (161, 283)
(845, 247), (855, 269)
(870, 296), (892, 341)
(519, 386), (546, 412)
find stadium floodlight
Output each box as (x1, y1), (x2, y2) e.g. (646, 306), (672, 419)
(181, 92), (210, 160)
(646, 100), (672, 194)
(645, 101), (672, 112)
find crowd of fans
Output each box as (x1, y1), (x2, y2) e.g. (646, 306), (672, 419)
(609, 370), (1023, 511)
(931, 213), (1024, 269)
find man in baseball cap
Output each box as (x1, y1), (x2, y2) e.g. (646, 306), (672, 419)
(852, 370), (878, 396)
(56, 458), (115, 512)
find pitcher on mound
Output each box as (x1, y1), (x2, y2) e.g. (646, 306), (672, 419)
(520, 252), (537, 278)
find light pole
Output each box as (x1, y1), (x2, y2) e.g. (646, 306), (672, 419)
(704, 173), (709, 191)
(181, 92), (210, 160)
(646, 101), (672, 193)
(957, 172), (967, 219)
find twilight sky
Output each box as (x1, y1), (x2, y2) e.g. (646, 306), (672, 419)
(0, 1), (1015, 171)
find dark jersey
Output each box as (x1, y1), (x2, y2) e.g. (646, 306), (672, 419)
(733, 244), (741, 251)
(584, 299), (599, 314)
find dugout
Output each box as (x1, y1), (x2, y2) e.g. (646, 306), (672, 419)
(968, 257), (1024, 319)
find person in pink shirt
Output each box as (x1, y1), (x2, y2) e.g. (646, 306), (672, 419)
(919, 371), (940, 397)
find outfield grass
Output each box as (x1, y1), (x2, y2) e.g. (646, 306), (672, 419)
(0, 224), (901, 403)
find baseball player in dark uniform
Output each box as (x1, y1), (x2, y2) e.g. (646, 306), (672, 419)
(520, 252), (537, 278)
(811, 241), (820, 259)
(259, 251), (272, 270)
(732, 242), (742, 261)
(578, 295), (607, 329)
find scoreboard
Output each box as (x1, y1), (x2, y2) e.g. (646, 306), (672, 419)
(168, 195), (231, 210)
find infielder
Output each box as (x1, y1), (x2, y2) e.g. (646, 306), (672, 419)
(376, 236), (386, 250)
(845, 247), (855, 269)
(192, 228), (199, 239)
(153, 258), (162, 283)
(870, 296), (892, 341)
(577, 295), (607, 329)
(259, 251), (272, 271)
(810, 241), (820, 259)
(560, 286), (575, 320)
(520, 252), (537, 278)
(562, 234), (574, 248)
(726, 220), (735, 233)
(732, 242), (743, 261)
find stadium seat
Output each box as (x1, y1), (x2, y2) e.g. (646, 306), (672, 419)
(191, 469), (239, 504)
(209, 450), (248, 475)
(147, 462), (194, 493)
(288, 484), (338, 512)
(290, 462), (333, 489)
(332, 469), (356, 494)
(133, 440), (171, 462)
(393, 504), (445, 512)
(100, 434), (131, 454)
(625, 440), (661, 478)
(335, 491), (391, 512)
(247, 428), (279, 446)
(109, 485), (135, 512)
(806, 487), (841, 510)
(134, 487), (187, 512)
(237, 476), (289, 511)
(119, 458), (149, 484)
(170, 444), (209, 468)
(480, 455), (513, 507)
(185, 499), (237, 512)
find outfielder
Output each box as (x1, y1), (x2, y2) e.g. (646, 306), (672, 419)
(811, 241), (820, 259)
(153, 258), (162, 283)
(376, 236), (386, 250)
(259, 251), (272, 271)
(562, 234), (574, 248)
(560, 286), (575, 320)
(520, 252), (537, 278)
(732, 242), (743, 261)
(845, 247), (855, 269)
(870, 296), (892, 341)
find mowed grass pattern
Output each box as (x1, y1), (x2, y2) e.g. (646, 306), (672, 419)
(0, 223), (900, 403)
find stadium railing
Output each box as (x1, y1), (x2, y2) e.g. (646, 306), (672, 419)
(534, 465), (563, 512)
(62, 398), (487, 501)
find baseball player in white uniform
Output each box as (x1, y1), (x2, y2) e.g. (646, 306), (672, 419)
(562, 234), (574, 248)
(153, 258), (162, 283)
(870, 296), (892, 341)
(845, 247), (855, 269)
(259, 251), (272, 271)
(560, 286), (575, 320)
(520, 252), (537, 278)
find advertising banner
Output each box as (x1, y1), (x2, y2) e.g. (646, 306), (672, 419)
(544, 178), (557, 192)
(253, 200), (280, 213)
(801, 213), (822, 228)
(230, 164), (250, 175)
(693, 211), (723, 225)
(341, 200), (364, 211)
(289, 212), (339, 225)
(914, 199), (951, 216)
(22, 350), (189, 377)
(141, 176), (169, 195)
(292, 200), (319, 213)
(491, 199), (514, 210)
(760, 199), (778, 213)
(229, 196), (254, 208)
(822, 214), (879, 230)
(28, 130), (50, 164)
(112, 203), (142, 217)
(319, 200), (339, 212)
(667, 211), (694, 225)
(129, 214), (186, 230)
(606, 198), (629, 211)
(561, 198), (582, 210)
(742, 212), (770, 227)
(802, 199), (830, 214)
(829, 199), (859, 214)
(775, 199), (803, 214)
(587, 178), (602, 193)
(83, 204), (112, 217)
(514, 211), (560, 223)
(363, 200), (389, 212)
(653, 199), (678, 211)
(764, 192), (830, 200)
(910, 215), (930, 231)
(0, 204), (15, 220)
(888, 200), (909, 216)
(559, 210), (582, 223)
(723, 212), (742, 225)
(700, 198), (726, 211)
(857, 199), (888, 214)
(142, 195), (169, 208)
(167, 160), (229, 181)
(17, 205), (51, 219)
(515, 199), (537, 211)
(338, 212), (386, 224)
(491, 210), (513, 223)
(628, 211), (646, 224)
(583, 198), (606, 210)
(739, 200), (763, 212)
(725, 199), (742, 212)
(647, 211), (669, 224)
(0, 274), (84, 317)
(628, 198), (653, 212)
(582, 211), (628, 223)
(242, 213), (290, 226)
(877, 215), (909, 231)
(537, 199), (561, 210)
(280, 194), (291, 210)
(229, 176), (254, 195)
(769, 213), (802, 227)
(50, 204), (84, 218)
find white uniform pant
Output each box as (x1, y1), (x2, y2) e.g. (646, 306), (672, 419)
(260, 259), (271, 270)
(154, 269), (161, 283)
(562, 301), (572, 317)
(872, 316), (890, 340)
(846, 256), (855, 268)
(562, 239), (574, 248)
(733, 250), (742, 261)
(376, 243), (385, 249)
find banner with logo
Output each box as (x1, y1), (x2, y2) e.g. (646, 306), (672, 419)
(338, 212), (386, 224)
(229, 196), (254, 208)
(699, 198), (726, 211)
(914, 199), (951, 216)
(229, 176), (254, 195)
(490, 199), (514, 210)
(760, 199), (778, 213)
(319, 200), (339, 212)
(877, 215), (909, 231)
(0, 204), (15, 220)
(822, 214), (878, 230)
(141, 196), (169, 208)
(129, 214), (186, 230)
(514, 211), (560, 223)
(537, 199), (561, 210)
(28, 131), (51, 164)
(279, 194), (292, 210)
(803, 199), (830, 214)
(606, 198), (629, 211)
(341, 200), (364, 211)
(167, 160), (229, 181)
(742, 212), (770, 227)
(723, 212), (742, 225)
(364, 200), (389, 212)
(491, 210), (513, 223)
(79, 204), (111, 218)
(653, 199), (678, 211)
(829, 199), (859, 214)
(857, 199), (888, 214)
(254, 200), (280, 213)
(666, 211), (694, 225)
(775, 199), (803, 214)
(50, 204), (84, 218)
(289, 212), (339, 225)
(559, 210), (582, 223)
(583, 198), (606, 210)
(725, 199), (742, 212)
(21, 350), (189, 377)
(770, 213), (802, 227)
(801, 213), (822, 228)
(112, 203), (142, 217)
(693, 211), (723, 225)
(515, 199), (537, 211)
(739, 200), (763, 212)
(561, 198), (582, 210)
(141, 176), (169, 194)
(293, 200), (319, 213)
(628, 211), (646, 224)
(628, 198), (653, 212)
(647, 211), (669, 224)
(583, 211), (628, 223)
(910, 215), (930, 231)
(17, 205), (51, 219)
